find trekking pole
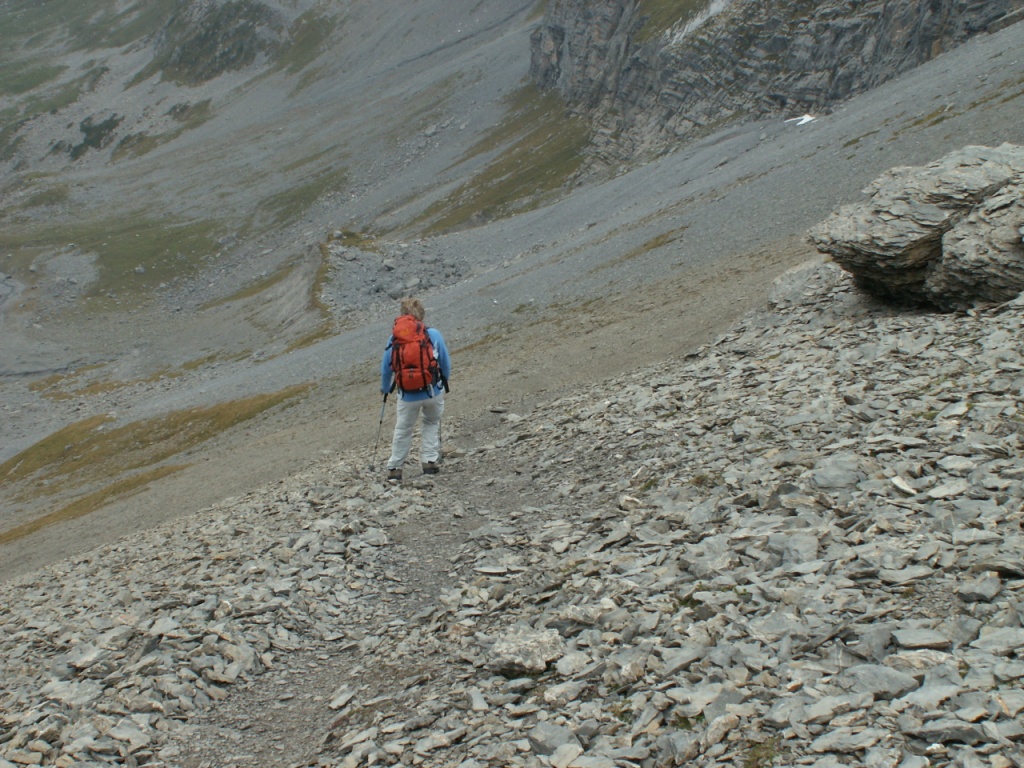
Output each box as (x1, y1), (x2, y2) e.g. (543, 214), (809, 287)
(369, 392), (388, 471)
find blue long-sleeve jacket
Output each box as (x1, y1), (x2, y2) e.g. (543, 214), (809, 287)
(381, 327), (451, 400)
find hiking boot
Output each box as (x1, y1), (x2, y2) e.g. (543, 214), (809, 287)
(387, 468), (402, 482)
(421, 461), (440, 475)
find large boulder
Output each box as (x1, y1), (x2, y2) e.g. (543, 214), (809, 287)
(808, 143), (1024, 309)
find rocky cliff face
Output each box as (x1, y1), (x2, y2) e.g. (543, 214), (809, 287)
(531, 0), (1024, 161)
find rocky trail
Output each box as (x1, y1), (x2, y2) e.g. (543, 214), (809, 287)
(3, 260), (1023, 768)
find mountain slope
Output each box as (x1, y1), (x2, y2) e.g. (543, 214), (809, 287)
(1, 0), (541, 326)
(1, 3), (1023, 580)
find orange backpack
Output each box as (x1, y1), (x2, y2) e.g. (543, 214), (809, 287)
(390, 315), (439, 393)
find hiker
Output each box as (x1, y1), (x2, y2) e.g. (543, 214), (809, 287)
(381, 297), (451, 482)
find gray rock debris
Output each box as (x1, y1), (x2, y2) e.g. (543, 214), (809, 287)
(2, 259), (1024, 768)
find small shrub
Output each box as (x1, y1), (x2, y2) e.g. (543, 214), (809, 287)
(744, 736), (782, 768)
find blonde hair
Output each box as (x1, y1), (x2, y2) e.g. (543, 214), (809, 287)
(400, 297), (425, 321)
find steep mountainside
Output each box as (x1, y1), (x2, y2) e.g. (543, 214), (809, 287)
(531, 0), (1024, 161)
(0, 0), (540, 366)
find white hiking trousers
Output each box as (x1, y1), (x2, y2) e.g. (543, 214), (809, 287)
(387, 393), (445, 469)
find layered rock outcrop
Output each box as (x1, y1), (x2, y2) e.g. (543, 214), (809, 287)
(530, 0), (1024, 160)
(809, 143), (1024, 309)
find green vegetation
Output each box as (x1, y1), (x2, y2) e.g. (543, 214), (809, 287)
(0, 414), (114, 484)
(28, 364), (105, 401)
(168, 99), (214, 128)
(22, 183), (71, 209)
(0, 465), (188, 546)
(258, 166), (348, 226)
(112, 132), (161, 159)
(689, 471), (723, 488)
(292, 65), (329, 95)
(638, 476), (658, 492)
(70, 114), (123, 159)
(528, 0), (550, 22)
(453, 329), (507, 355)
(904, 74), (1023, 134)
(0, 384), (311, 542)
(327, 228), (381, 252)
(28, 364), (190, 402)
(372, 73), (464, 148)
(909, 106), (953, 129)
(416, 85), (590, 234)
(275, 11), (338, 74)
(1, 384), (311, 488)
(635, 0), (713, 43)
(744, 736), (782, 768)
(0, 63), (67, 96)
(131, 0), (277, 86)
(608, 700), (636, 724)
(843, 128), (880, 148)
(0, 64), (109, 161)
(670, 712), (705, 730)
(281, 146), (338, 174)
(88, 0), (181, 50)
(12, 65), (108, 125)
(182, 350), (258, 370)
(283, 246), (334, 353)
(113, 99), (216, 160)
(284, 323), (334, 353)
(0, 0), (179, 53)
(591, 225), (690, 273)
(202, 264), (297, 309)
(0, 215), (221, 301)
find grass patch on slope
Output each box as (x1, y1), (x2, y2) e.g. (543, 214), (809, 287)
(415, 85), (590, 234)
(283, 245), (334, 353)
(383, 73), (464, 146)
(528, 0), (550, 22)
(201, 263), (298, 310)
(1, 385), (310, 488)
(275, 11), (338, 74)
(18, 65), (108, 115)
(29, 364), (189, 402)
(590, 225), (690, 272)
(113, 99), (215, 160)
(0, 465), (188, 546)
(0, 65), (108, 161)
(130, 0), (278, 86)
(0, 384), (312, 542)
(0, 0), (179, 53)
(0, 215), (221, 301)
(0, 62), (68, 96)
(258, 166), (348, 226)
(634, 0), (714, 42)
(21, 183), (71, 209)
